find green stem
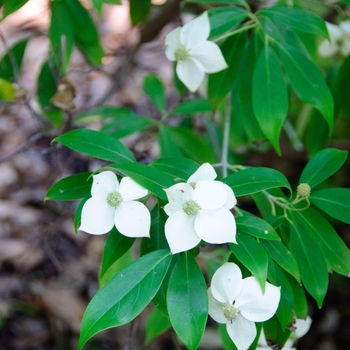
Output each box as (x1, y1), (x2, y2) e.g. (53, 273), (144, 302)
(212, 23), (258, 43)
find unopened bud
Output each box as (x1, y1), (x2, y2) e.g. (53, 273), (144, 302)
(297, 183), (311, 198)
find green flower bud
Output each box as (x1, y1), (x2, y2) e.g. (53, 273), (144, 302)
(297, 183), (311, 198)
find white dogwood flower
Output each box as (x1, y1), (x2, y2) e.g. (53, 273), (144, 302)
(80, 171), (150, 237)
(208, 263), (281, 350)
(164, 163), (237, 254)
(165, 11), (228, 92)
(257, 316), (312, 349)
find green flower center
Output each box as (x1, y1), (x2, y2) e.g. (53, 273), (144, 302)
(107, 191), (123, 207)
(223, 304), (240, 323)
(189, 181), (196, 189)
(297, 183), (311, 198)
(175, 47), (189, 61)
(183, 200), (201, 216)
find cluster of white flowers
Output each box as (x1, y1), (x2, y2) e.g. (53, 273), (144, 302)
(165, 11), (228, 92)
(208, 263), (281, 350)
(257, 316), (312, 350)
(79, 164), (237, 255)
(164, 163), (237, 254)
(319, 20), (350, 57)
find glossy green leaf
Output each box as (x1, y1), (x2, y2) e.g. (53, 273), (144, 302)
(300, 148), (348, 188)
(0, 38), (28, 81)
(291, 209), (350, 276)
(277, 43), (334, 132)
(107, 162), (175, 200)
(75, 106), (154, 138)
(253, 45), (288, 154)
(236, 215), (280, 241)
(37, 61), (64, 127)
(208, 32), (246, 111)
(306, 109), (329, 156)
(260, 240), (300, 282)
(150, 157), (199, 182)
(230, 233), (268, 291)
(258, 7), (328, 39)
(141, 203), (170, 256)
(170, 98), (211, 115)
(264, 315), (291, 347)
(45, 172), (92, 201)
(99, 227), (135, 280)
(167, 253), (208, 350)
(164, 127), (217, 163)
(267, 258), (294, 329)
(54, 129), (136, 163)
(208, 7), (248, 38)
(74, 197), (88, 234)
(223, 167), (291, 196)
(50, 0), (75, 73)
(129, 0), (151, 25)
(78, 249), (172, 350)
(158, 127), (183, 158)
(1, 0), (28, 18)
(310, 188), (350, 224)
(145, 307), (171, 345)
(290, 223), (328, 308)
(287, 273), (308, 319)
(238, 35), (265, 142)
(143, 74), (166, 113)
(66, 0), (103, 66)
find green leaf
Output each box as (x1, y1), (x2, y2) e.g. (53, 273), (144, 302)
(158, 127), (183, 158)
(164, 127), (217, 163)
(74, 198), (88, 234)
(253, 45), (288, 154)
(50, 0), (75, 73)
(129, 0), (151, 25)
(291, 209), (350, 276)
(310, 188), (350, 224)
(99, 227), (135, 280)
(208, 7), (248, 39)
(45, 172), (92, 201)
(0, 78), (15, 101)
(0, 38), (28, 81)
(37, 61), (64, 127)
(66, 0), (104, 66)
(78, 249), (172, 350)
(277, 43), (334, 132)
(287, 273), (308, 319)
(167, 252), (208, 350)
(170, 98), (211, 115)
(1, 0), (28, 18)
(230, 233), (268, 292)
(54, 129), (136, 163)
(107, 162), (175, 200)
(141, 203), (170, 256)
(300, 148), (348, 188)
(236, 215), (280, 241)
(267, 258), (294, 330)
(223, 167), (291, 196)
(145, 307), (171, 345)
(143, 74), (166, 113)
(258, 7), (328, 39)
(75, 106), (154, 138)
(290, 223), (328, 308)
(260, 240), (300, 282)
(208, 32), (246, 111)
(150, 157), (199, 182)
(238, 34), (265, 142)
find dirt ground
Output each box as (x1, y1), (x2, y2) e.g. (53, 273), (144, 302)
(0, 1), (350, 349)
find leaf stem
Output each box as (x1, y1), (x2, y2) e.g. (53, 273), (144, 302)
(212, 23), (258, 43)
(221, 95), (231, 178)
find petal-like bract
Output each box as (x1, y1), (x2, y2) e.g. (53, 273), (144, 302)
(180, 12), (210, 49)
(194, 181), (227, 210)
(165, 27), (182, 61)
(114, 201), (150, 238)
(91, 171), (118, 197)
(176, 57), (205, 92)
(187, 163), (217, 183)
(119, 177), (148, 201)
(226, 314), (257, 350)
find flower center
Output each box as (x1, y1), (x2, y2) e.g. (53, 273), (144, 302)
(223, 304), (240, 323)
(175, 47), (189, 61)
(189, 181), (196, 189)
(107, 191), (123, 207)
(183, 200), (201, 216)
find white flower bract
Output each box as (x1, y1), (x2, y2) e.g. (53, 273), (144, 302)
(164, 163), (237, 254)
(165, 11), (228, 92)
(79, 171), (150, 237)
(208, 263), (281, 350)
